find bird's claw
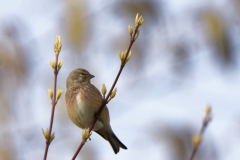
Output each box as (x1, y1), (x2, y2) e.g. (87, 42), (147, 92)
(94, 113), (100, 119)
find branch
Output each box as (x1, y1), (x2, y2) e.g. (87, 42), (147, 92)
(189, 105), (212, 160)
(43, 36), (63, 160)
(71, 13), (144, 160)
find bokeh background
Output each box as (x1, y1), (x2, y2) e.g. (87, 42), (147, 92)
(0, 0), (240, 159)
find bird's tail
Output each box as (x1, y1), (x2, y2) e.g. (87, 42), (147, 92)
(95, 129), (127, 154)
(107, 132), (127, 154)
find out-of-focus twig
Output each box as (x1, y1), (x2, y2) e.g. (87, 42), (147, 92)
(189, 105), (212, 160)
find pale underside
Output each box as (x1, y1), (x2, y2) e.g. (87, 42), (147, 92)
(66, 84), (110, 131)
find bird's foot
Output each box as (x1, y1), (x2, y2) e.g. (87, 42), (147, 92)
(94, 112), (100, 120)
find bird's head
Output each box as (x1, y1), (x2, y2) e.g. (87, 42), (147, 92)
(66, 68), (94, 89)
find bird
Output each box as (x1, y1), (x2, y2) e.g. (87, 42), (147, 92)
(65, 68), (127, 154)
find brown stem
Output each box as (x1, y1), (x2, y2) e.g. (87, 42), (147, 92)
(71, 140), (86, 160)
(43, 53), (59, 160)
(189, 115), (211, 160)
(71, 29), (138, 160)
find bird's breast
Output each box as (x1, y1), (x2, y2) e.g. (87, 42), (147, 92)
(75, 94), (93, 124)
(66, 85), (104, 130)
(74, 93), (104, 130)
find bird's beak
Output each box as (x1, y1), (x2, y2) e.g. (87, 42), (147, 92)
(89, 74), (95, 79)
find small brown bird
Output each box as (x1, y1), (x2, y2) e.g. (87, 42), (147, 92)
(65, 68), (127, 154)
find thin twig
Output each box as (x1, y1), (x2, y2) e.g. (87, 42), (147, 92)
(189, 107), (212, 160)
(43, 54), (59, 160)
(71, 27), (139, 160)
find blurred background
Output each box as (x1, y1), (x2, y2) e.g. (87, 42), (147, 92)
(0, 0), (240, 159)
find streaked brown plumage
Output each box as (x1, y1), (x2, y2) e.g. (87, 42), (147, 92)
(65, 68), (127, 154)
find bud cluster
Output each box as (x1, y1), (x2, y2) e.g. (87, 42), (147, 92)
(54, 35), (62, 54)
(42, 128), (55, 144)
(82, 128), (91, 140)
(119, 13), (144, 66)
(118, 50), (132, 66)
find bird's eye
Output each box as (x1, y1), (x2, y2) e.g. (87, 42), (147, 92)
(80, 73), (85, 75)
